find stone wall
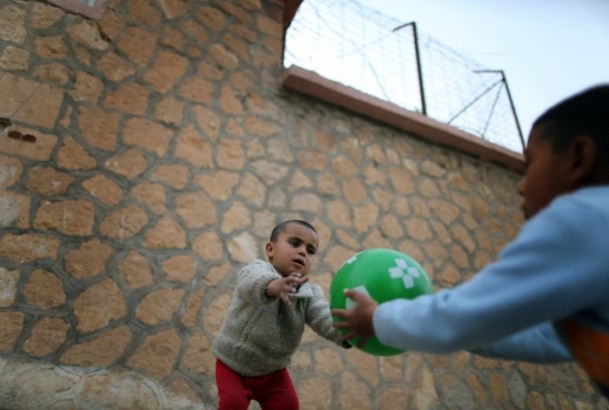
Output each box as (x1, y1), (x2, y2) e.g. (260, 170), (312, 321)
(0, 0), (606, 409)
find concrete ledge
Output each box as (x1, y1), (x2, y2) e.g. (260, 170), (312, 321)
(280, 65), (525, 173)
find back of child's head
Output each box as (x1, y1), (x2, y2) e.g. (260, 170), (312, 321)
(533, 84), (609, 158)
(269, 220), (317, 242)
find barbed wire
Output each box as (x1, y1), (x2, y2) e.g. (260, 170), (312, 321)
(284, 0), (524, 153)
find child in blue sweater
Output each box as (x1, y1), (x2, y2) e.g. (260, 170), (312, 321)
(332, 84), (609, 397)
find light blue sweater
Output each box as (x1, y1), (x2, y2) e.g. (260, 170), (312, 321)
(374, 187), (609, 365)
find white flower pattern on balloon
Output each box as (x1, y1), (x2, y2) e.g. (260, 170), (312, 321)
(339, 254), (359, 270)
(388, 258), (420, 289)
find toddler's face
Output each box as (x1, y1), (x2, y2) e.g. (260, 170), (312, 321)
(265, 223), (318, 277)
(518, 125), (573, 220)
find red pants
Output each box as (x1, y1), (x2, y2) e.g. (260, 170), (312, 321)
(216, 359), (299, 410)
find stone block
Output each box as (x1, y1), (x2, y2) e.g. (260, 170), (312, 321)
(116, 26), (157, 67)
(23, 269), (66, 309)
(298, 377), (332, 410)
(0, 190), (30, 228)
(78, 105), (120, 151)
(0, 358), (76, 408)
(0, 46), (31, 70)
(31, 3), (65, 29)
(11, 83), (64, 129)
(135, 288), (185, 325)
(179, 19), (208, 44)
(23, 317), (69, 358)
(73, 279), (127, 333)
(81, 174), (122, 206)
(0, 311), (24, 350)
(221, 202), (250, 234)
(157, 0), (188, 19)
(154, 97), (184, 127)
(0, 155), (23, 187)
(0, 267), (19, 307)
(117, 250), (154, 290)
(128, 329), (180, 380)
(34, 35), (68, 60)
(0, 124), (56, 160)
(79, 372), (162, 409)
(181, 332), (214, 374)
(202, 293), (231, 337)
(193, 171), (238, 201)
(57, 136), (96, 170)
(178, 77), (214, 104)
(61, 326), (131, 367)
(175, 191), (216, 229)
(0, 4), (26, 43)
(174, 125), (213, 168)
(66, 20), (108, 50)
(98, 9), (124, 40)
(32, 63), (71, 85)
(143, 50), (189, 93)
(63, 239), (113, 279)
(216, 138), (244, 169)
(26, 166), (74, 196)
(96, 51), (134, 82)
(123, 117), (173, 157)
(180, 288), (204, 327)
(236, 173), (265, 207)
(70, 71), (103, 103)
(227, 232), (257, 264)
(142, 216), (186, 249)
(218, 85), (243, 115)
(99, 204), (149, 241)
(104, 83), (149, 116)
(0, 74), (36, 119)
(34, 199), (95, 236)
(163, 254), (196, 284)
(150, 164), (189, 189)
(127, 0), (161, 27)
(0, 233), (60, 263)
(160, 26), (184, 50)
(130, 182), (167, 214)
(104, 149), (149, 179)
(244, 117), (280, 139)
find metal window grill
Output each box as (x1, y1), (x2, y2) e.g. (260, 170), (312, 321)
(284, 0), (524, 153)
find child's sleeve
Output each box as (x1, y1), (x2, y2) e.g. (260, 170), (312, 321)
(468, 322), (572, 363)
(373, 195), (609, 354)
(235, 260), (281, 305)
(306, 285), (350, 348)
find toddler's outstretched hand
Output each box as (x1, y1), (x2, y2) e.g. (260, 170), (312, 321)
(266, 273), (309, 306)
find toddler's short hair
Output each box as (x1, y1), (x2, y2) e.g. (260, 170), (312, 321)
(269, 220), (317, 242)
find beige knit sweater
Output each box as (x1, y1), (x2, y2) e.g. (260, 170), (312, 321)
(212, 259), (346, 376)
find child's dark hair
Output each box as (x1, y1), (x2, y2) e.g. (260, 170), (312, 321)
(269, 220), (317, 242)
(533, 84), (609, 156)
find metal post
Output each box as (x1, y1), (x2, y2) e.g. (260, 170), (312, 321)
(412, 22), (427, 116)
(474, 70), (525, 150)
(500, 72), (525, 149)
(392, 22), (427, 115)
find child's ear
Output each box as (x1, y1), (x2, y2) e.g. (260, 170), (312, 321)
(264, 241), (274, 260)
(569, 135), (597, 184)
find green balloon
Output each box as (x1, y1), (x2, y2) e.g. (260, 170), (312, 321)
(330, 248), (434, 356)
